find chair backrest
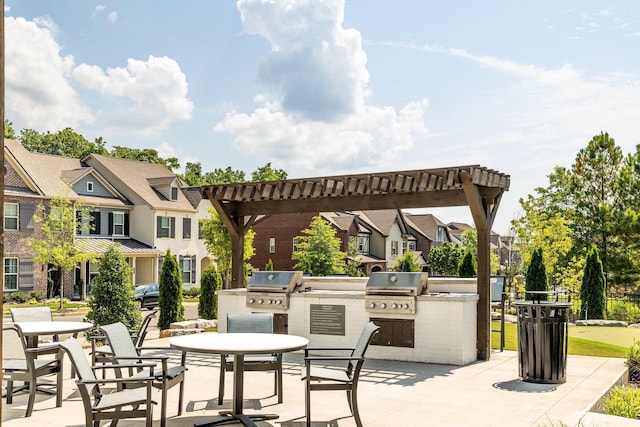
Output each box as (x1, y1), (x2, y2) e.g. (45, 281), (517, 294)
(10, 307), (53, 322)
(60, 337), (98, 397)
(135, 310), (158, 348)
(3, 326), (26, 361)
(348, 322), (381, 375)
(227, 313), (274, 334)
(101, 322), (140, 359)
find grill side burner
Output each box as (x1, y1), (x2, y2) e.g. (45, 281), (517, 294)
(365, 272), (428, 315)
(246, 271), (303, 310)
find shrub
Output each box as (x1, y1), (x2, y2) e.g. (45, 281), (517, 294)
(3, 293), (12, 303)
(158, 249), (185, 331)
(29, 290), (44, 301)
(609, 301), (640, 324)
(11, 291), (28, 304)
(457, 249), (476, 278)
(627, 341), (640, 384)
(525, 248), (548, 300)
(393, 251), (421, 272)
(199, 266), (221, 320)
(84, 244), (142, 338)
(603, 385), (640, 419)
(185, 287), (201, 298)
(580, 246), (606, 320)
(265, 259), (273, 271)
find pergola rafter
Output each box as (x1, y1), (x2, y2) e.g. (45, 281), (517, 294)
(200, 164), (510, 361)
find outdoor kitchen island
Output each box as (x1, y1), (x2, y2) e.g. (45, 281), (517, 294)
(217, 272), (479, 366)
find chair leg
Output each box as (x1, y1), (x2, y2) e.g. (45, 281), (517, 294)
(350, 386), (362, 427)
(305, 378), (311, 427)
(276, 366), (283, 404)
(161, 387), (167, 427)
(178, 379), (185, 415)
(56, 363), (63, 408)
(6, 380), (14, 404)
(26, 371), (37, 417)
(218, 366), (225, 405)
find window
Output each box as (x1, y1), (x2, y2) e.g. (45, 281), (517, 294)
(408, 241), (416, 251)
(4, 203), (18, 231)
(90, 212), (101, 234)
(181, 256), (192, 284)
(391, 240), (399, 256)
(4, 258), (18, 290)
(269, 237), (276, 253)
(113, 212), (125, 236)
(19, 204), (35, 230)
(87, 181), (94, 192)
(198, 221), (203, 239)
(357, 235), (369, 253)
(183, 218), (191, 238)
(435, 226), (446, 242)
(292, 237), (300, 252)
(171, 187), (178, 201)
(157, 216), (175, 238)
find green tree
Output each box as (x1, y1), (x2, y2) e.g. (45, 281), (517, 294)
(198, 265), (221, 320)
(200, 209), (255, 288)
(28, 193), (97, 309)
(251, 162), (288, 182)
(110, 146), (179, 172)
(265, 259), (274, 271)
(460, 229), (500, 273)
(580, 246), (607, 320)
(4, 119), (16, 139)
(204, 166), (246, 184)
(84, 244), (142, 336)
(457, 249), (476, 278)
(20, 127), (108, 158)
(525, 248), (548, 300)
(393, 251), (421, 272)
(158, 249), (185, 330)
(344, 238), (365, 277)
(428, 242), (464, 276)
(292, 216), (346, 276)
(183, 162), (206, 186)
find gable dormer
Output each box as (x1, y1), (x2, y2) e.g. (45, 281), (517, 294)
(148, 177), (180, 201)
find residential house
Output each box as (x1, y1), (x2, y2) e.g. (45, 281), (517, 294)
(3, 140), (212, 300)
(403, 212), (451, 274)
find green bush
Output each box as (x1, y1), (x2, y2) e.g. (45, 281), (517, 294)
(609, 301), (640, 324)
(525, 248), (548, 300)
(393, 251), (421, 272)
(603, 385), (640, 418)
(84, 244), (142, 338)
(199, 266), (221, 320)
(11, 291), (28, 304)
(627, 341), (640, 384)
(158, 249), (185, 331)
(185, 287), (201, 298)
(457, 249), (476, 278)
(29, 290), (44, 301)
(580, 246), (606, 320)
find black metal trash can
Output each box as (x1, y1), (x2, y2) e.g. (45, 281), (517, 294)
(515, 301), (571, 384)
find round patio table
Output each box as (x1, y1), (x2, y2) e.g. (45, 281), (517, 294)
(170, 332), (308, 427)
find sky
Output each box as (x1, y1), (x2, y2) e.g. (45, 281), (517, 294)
(4, 1), (640, 236)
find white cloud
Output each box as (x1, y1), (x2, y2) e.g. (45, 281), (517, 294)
(5, 17), (93, 131)
(72, 55), (194, 134)
(92, 5), (106, 18)
(156, 142), (176, 158)
(215, 0), (428, 174)
(106, 11), (118, 24)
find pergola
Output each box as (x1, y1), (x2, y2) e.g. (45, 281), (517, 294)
(201, 165), (510, 360)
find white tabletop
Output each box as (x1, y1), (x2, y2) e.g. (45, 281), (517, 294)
(13, 321), (92, 336)
(169, 332), (308, 355)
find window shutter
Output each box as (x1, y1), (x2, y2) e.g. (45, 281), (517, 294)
(170, 217), (176, 238)
(191, 255), (197, 283)
(108, 213), (113, 236)
(179, 255), (186, 284)
(198, 221), (203, 239)
(124, 213), (130, 236)
(91, 212), (101, 235)
(19, 204), (35, 230)
(156, 217), (162, 238)
(18, 258), (34, 289)
(183, 218), (191, 238)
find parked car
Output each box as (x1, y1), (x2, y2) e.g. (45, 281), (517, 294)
(134, 284), (159, 309)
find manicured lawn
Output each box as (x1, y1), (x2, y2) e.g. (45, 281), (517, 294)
(492, 322), (640, 358)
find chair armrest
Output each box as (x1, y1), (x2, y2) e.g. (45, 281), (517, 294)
(25, 345), (61, 356)
(304, 347), (354, 356)
(111, 354), (169, 361)
(304, 356), (364, 363)
(92, 362), (157, 371)
(78, 376), (155, 385)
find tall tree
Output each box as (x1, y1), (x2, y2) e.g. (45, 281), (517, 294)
(198, 265), (221, 320)
(158, 249), (185, 330)
(204, 166), (246, 184)
(251, 162), (288, 182)
(110, 146), (180, 171)
(292, 216), (346, 276)
(428, 242), (464, 276)
(460, 229), (499, 273)
(4, 119), (16, 139)
(200, 209), (255, 288)
(525, 248), (548, 300)
(457, 249), (476, 278)
(85, 244), (142, 336)
(183, 161), (205, 186)
(393, 251), (421, 272)
(20, 127), (108, 158)
(28, 194), (97, 309)
(344, 237), (365, 277)
(580, 246), (606, 320)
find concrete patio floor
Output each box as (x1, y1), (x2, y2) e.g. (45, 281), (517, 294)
(2, 335), (634, 427)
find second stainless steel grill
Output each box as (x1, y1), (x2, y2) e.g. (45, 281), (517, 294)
(365, 272), (428, 314)
(245, 271), (303, 310)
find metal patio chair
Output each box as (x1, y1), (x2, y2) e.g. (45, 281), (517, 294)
(218, 312), (283, 405)
(100, 321), (186, 427)
(2, 325), (63, 417)
(59, 336), (159, 427)
(301, 321), (381, 427)
(9, 307), (62, 352)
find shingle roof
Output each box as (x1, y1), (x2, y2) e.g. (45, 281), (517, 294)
(83, 153), (195, 212)
(404, 213), (446, 240)
(75, 238), (160, 255)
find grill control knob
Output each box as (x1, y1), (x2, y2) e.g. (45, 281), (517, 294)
(369, 302), (376, 309)
(248, 298), (255, 304)
(380, 303), (387, 309)
(392, 303), (398, 309)
(258, 299), (264, 304)
(402, 304), (409, 309)
(275, 299), (282, 305)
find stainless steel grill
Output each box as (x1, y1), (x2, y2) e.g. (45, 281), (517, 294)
(365, 272), (428, 314)
(246, 271), (303, 310)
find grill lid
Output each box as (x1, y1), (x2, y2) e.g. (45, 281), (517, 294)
(365, 272), (428, 296)
(247, 271), (303, 293)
